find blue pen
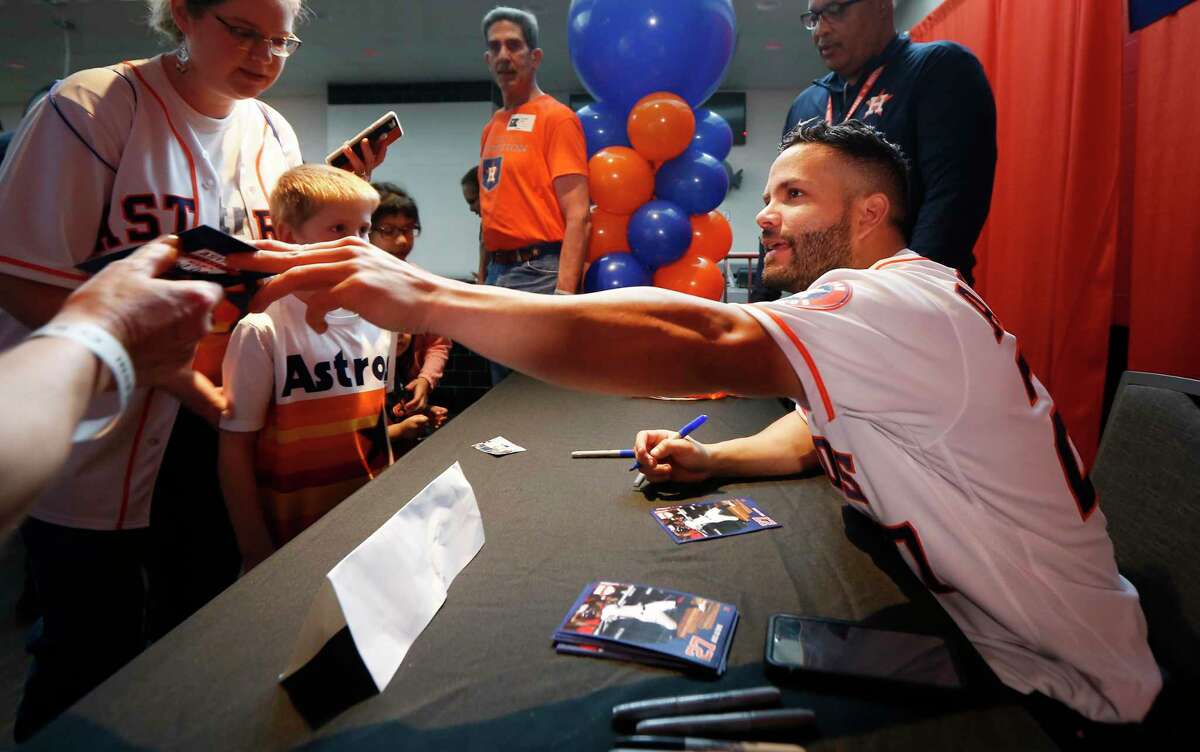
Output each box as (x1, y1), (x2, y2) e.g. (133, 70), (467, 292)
(631, 414), (708, 488)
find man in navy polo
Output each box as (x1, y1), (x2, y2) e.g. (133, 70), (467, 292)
(762, 0), (995, 292)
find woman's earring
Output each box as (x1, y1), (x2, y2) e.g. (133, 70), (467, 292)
(175, 41), (191, 74)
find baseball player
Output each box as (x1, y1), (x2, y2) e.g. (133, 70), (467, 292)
(237, 119), (1162, 726)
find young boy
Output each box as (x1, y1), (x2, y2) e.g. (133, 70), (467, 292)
(218, 165), (394, 571)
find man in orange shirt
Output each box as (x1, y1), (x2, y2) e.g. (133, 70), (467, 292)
(478, 6), (590, 383)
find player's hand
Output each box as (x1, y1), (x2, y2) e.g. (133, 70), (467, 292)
(233, 237), (441, 335)
(403, 377), (431, 413)
(54, 236), (224, 409)
(634, 429), (713, 485)
(337, 137), (388, 182)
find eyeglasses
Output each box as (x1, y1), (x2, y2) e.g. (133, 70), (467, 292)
(372, 224), (419, 239)
(212, 14), (303, 58)
(801, 0), (867, 31)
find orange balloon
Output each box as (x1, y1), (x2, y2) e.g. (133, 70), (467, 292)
(686, 210), (733, 262)
(627, 92), (696, 163)
(588, 209), (630, 262)
(653, 255), (726, 301)
(588, 146), (655, 214)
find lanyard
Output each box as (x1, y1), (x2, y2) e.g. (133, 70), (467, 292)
(825, 65), (885, 124)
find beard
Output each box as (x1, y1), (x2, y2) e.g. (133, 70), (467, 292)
(762, 214), (853, 292)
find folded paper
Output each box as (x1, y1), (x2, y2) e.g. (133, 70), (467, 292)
(281, 462), (485, 722)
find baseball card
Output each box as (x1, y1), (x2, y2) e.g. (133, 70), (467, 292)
(651, 496), (780, 544)
(76, 225), (272, 287)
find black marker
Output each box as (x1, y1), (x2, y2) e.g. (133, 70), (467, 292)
(613, 686), (781, 727)
(635, 708), (816, 736)
(614, 735), (807, 750)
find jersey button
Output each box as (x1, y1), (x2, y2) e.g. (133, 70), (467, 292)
(201, 178), (216, 190)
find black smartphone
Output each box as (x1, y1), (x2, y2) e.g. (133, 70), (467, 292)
(325, 111), (403, 170)
(765, 614), (965, 691)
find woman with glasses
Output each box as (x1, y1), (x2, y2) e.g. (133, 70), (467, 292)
(369, 183), (452, 450)
(0, 0), (384, 740)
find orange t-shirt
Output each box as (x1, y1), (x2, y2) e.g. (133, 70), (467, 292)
(479, 94), (587, 251)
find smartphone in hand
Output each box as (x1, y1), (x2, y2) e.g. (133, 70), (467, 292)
(325, 111), (403, 170)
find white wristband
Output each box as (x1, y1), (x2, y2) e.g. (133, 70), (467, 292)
(29, 322), (136, 442)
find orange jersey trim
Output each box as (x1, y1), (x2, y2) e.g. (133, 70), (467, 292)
(251, 117), (270, 240)
(270, 391), (387, 432)
(126, 62), (200, 227)
(874, 254), (929, 271)
(0, 255), (89, 282)
(760, 308), (837, 422)
(116, 389), (156, 529)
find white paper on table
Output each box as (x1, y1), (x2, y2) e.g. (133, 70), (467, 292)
(281, 461), (485, 691)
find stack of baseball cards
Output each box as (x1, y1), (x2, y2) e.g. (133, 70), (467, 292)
(553, 581), (738, 676)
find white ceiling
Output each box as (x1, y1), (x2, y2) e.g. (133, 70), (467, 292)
(0, 1), (926, 112)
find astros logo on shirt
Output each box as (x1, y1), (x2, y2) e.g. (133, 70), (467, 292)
(482, 157), (503, 191)
(782, 281), (853, 311)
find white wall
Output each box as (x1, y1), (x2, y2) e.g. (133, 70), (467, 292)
(261, 95), (328, 165)
(895, 0), (947, 31)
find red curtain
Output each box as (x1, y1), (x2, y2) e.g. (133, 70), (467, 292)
(1125, 2), (1200, 381)
(912, 0), (1126, 465)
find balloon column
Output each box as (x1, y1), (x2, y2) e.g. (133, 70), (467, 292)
(570, 0), (737, 301)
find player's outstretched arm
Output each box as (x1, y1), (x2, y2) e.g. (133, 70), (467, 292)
(634, 411), (818, 486)
(233, 237), (805, 400)
(0, 237), (223, 528)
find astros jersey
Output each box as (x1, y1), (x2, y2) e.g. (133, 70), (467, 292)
(479, 94), (587, 251)
(220, 297), (394, 546)
(0, 55), (302, 530)
(740, 252), (1161, 723)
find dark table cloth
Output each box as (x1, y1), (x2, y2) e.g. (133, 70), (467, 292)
(30, 376), (1053, 751)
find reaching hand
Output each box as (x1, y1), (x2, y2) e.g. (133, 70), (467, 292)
(426, 404), (448, 430)
(233, 237), (443, 335)
(403, 376), (431, 413)
(54, 236), (225, 413)
(633, 429), (714, 485)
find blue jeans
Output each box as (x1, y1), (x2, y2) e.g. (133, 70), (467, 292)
(486, 254), (560, 384)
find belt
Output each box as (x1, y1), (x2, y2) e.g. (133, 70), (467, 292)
(488, 242), (562, 266)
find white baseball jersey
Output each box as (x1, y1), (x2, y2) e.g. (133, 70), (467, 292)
(220, 297), (395, 544)
(740, 251), (1161, 723)
(0, 55), (302, 530)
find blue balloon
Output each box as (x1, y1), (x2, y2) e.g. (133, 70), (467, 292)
(691, 109), (733, 162)
(576, 101), (630, 158)
(655, 151), (730, 215)
(568, 0), (737, 114)
(628, 200), (692, 271)
(584, 252), (653, 292)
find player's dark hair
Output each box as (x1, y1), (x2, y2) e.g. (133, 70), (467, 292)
(371, 182), (421, 234)
(461, 166), (480, 188)
(482, 6), (540, 50)
(780, 118), (911, 234)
